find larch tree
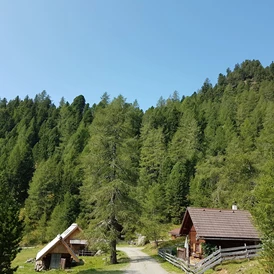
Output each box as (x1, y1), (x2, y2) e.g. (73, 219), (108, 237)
(137, 123), (168, 242)
(81, 96), (141, 264)
(138, 127), (166, 188)
(47, 192), (79, 240)
(24, 158), (62, 243)
(253, 161), (274, 273)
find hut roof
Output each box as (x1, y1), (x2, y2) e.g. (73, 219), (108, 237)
(179, 207), (260, 241)
(61, 223), (82, 240)
(36, 223), (82, 261)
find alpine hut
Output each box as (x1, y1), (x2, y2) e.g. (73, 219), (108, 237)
(179, 207), (261, 258)
(35, 223), (87, 270)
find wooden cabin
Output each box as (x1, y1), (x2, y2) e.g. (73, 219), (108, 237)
(35, 223), (87, 270)
(179, 207), (261, 258)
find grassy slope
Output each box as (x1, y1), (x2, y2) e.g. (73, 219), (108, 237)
(13, 247), (129, 274)
(205, 259), (266, 274)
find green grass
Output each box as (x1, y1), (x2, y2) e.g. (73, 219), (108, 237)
(14, 242), (266, 274)
(204, 259), (266, 274)
(13, 247), (40, 273)
(13, 247), (129, 274)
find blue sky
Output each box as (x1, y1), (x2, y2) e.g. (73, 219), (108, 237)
(0, 0), (274, 110)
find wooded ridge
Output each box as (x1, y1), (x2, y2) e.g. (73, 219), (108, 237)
(0, 59), (274, 269)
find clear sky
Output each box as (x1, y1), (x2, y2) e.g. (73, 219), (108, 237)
(0, 0), (274, 110)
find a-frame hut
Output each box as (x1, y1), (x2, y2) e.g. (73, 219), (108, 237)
(35, 223), (87, 270)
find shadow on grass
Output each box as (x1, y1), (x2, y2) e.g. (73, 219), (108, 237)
(77, 256), (130, 274)
(79, 271), (140, 274)
(78, 270), (123, 274)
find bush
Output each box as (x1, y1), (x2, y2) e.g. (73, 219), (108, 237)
(201, 242), (217, 257)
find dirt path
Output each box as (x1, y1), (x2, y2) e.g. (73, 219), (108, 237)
(118, 246), (170, 274)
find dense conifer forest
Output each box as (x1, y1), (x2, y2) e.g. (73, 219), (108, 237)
(1, 60), (274, 268)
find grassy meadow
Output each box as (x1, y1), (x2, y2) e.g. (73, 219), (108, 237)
(13, 242), (266, 274)
(13, 247), (129, 274)
(205, 259), (266, 274)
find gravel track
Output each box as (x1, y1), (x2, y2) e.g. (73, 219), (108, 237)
(118, 246), (170, 274)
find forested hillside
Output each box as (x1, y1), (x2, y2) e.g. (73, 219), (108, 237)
(1, 60), (274, 265)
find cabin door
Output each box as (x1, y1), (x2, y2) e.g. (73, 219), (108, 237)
(50, 253), (61, 269)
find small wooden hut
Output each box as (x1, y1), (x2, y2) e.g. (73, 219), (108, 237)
(35, 223), (87, 270)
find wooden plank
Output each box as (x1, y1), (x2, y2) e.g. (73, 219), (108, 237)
(196, 258), (222, 274)
(222, 252), (259, 261)
(195, 249), (220, 267)
(221, 250), (246, 257)
(221, 244), (261, 252)
(159, 251), (195, 273)
(49, 253), (61, 269)
(195, 253), (222, 272)
(222, 254), (249, 261)
(160, 252), (188, 269)
(221, 248), (259, 257)
(195, 252), (219, 268)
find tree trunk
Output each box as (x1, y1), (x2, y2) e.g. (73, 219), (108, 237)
(110, 239), (117, 264)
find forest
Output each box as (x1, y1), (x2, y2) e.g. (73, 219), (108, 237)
(0, 59), (274, 270)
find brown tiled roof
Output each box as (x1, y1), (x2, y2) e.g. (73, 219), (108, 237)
(182, 207), (260, 240)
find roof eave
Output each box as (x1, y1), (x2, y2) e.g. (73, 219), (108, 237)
(179, 208), (191, 235)
(36, 237), (62, 261)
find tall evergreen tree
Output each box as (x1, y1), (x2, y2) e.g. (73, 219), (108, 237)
(189, 155), (224, 207)
(140, 183), (167, 246)
(0, 175), (23, 274)
(47, 192), (79, 241)
(81, 96), (141, 264)
(24, 158), (62, 243)
(139, 127), (166, 188)
(6, 130), (34, 205)
(165, 108), (199, 221)
(253, 161), (274, 273)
